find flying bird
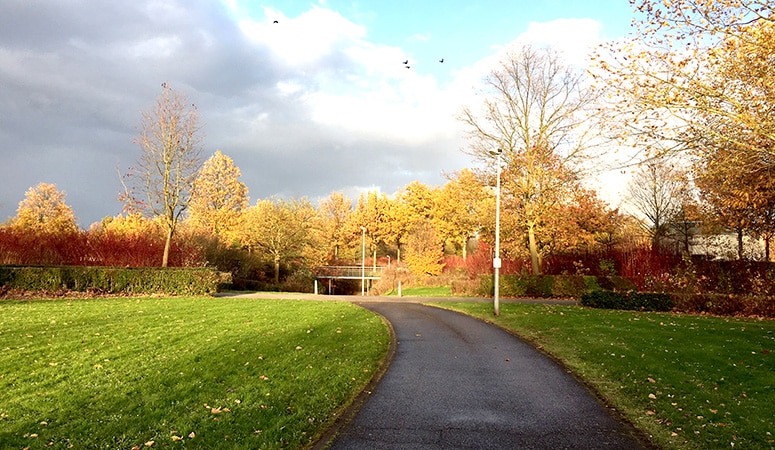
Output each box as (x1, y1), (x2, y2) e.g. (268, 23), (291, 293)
(402, 60), (408, 65)
(439, 58), (444, 63)
(273, 20), (279, 23)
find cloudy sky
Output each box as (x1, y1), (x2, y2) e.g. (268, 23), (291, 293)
(0, 0), (635, 228)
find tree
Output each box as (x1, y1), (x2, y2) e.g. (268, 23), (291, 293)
(348, 190), (392, 266)
(240, 198), (317, 284)
(593, 1), (775, 166)
(432, 169), (488, 260)
(695, 142), (775, 260)
(626, 159), (690, 253)
(404, 219), (445, 276)
(187, 150), (248, 241)
(318, 191), (354, 262)
(127, 83), (203, 267)
(14, 182), (78, 233)
(460, 45), (600, 274)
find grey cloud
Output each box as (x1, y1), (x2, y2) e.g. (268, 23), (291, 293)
(0, 0), (469, 227)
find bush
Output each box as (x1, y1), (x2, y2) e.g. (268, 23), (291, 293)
(671, 293), (775, 318)
(477, 274), (636, 299)
(0, 266), (222, 296)
(580, 290), (674, 312)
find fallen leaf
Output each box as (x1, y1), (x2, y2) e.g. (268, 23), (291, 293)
(646, 410), (655, 415)
(171, 436), (183, 441)
(647, 377), (656, 383)
(649, 393), (657, 399)
(188, 432), (195, 439)
(211, 407), (222, 414)
(144, 441), (154, 447)
(295, 346), (303, 350)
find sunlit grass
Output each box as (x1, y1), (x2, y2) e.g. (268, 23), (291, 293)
(386, 286), (452, 297)
(433, 302), (775, 450)
(0, 297), (389, 449)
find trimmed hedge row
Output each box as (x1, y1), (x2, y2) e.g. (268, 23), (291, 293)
(478, 274), (636, 299)
(0, 266), (226, 296)
(580, 290), (674, 312)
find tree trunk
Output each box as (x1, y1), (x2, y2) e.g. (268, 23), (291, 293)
(462, 236), (468, 261)
(527, 223), (541, 275)
(765, 236), (771, 262)
(274, 255), (280, 284)
(162, 227), (173, 267)
(737, 229), (744, 261)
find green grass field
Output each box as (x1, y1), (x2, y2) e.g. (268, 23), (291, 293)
(435, 302), (775, 449)
(386, 286), (452, 297)
(0, 297), (389, 449)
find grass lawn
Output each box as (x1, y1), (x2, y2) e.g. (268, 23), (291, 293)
(0, 297), (389, 449)
(434, 302), (775, 450)
(386, 286), (453, 297)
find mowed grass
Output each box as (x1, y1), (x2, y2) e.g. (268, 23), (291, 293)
(0, 297), (389, 449)
(387, 286), (452, 297)
(434, 302), (775, 450)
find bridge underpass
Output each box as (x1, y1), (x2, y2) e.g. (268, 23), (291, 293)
(312, 265), (386, 295)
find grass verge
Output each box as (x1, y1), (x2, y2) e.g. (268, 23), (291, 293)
(0, 297), (389, 449)
(386, 286), (453, 297)
(433, 302), (775, 450)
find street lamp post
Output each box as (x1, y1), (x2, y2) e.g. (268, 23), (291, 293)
(360, 226), (366, 296)
(490, 149), (503, 316)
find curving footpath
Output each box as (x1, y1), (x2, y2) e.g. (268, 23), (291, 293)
(318, 302), (651, 449)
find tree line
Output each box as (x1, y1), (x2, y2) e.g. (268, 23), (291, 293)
(3, 0), (774, 289)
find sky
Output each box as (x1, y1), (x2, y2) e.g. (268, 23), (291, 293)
(0, 0), (636, 228)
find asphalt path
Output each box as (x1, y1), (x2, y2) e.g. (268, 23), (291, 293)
(319, 302), (651, 449)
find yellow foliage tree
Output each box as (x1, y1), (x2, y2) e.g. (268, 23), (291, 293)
(188, 150), (249, 242)
(14, 182), (78, 233)
(432, 169), (489, 260)
(404, 219), (445, 276)
(318, 191), (354, 262)
(240, 198), (318, 284)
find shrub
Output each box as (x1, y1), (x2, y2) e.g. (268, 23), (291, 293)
(0, 266), (221, 296)
(580, 290), (674, 312)
(671, 293), (775, 318)
(477, 274), (636, 299)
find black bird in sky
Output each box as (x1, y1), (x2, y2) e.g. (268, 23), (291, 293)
(439, 58), (444, 63)
(402, 60), (409, 65)
(273, 20), (279, 23)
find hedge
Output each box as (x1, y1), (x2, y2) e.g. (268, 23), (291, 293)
(478, 274), (636, 299)
(0, 266), (226, 296)
(580, 290), (674, 312)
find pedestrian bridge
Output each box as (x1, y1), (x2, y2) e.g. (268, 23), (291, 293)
(313, 265), (386, 280)
(312, 266), (388, 295)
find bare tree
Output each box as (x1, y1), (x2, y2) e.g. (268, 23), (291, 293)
(129, 83), (203, 267)
(460, 44), (602, 274)
(627, 158), (690, 253)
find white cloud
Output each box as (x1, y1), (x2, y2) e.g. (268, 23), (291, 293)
(238, 6), (367, 67)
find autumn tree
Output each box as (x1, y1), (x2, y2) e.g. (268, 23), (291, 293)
(404, 219), (445, 276)
(318, 191), (354, 262)
(432, 169), (488, 260)
(594, 1), (775, 166)
(348, 190), (392, 266)
(240, 197), (317, 284)
(187, 150), (248, 242)
(14, 182), (78, 233)
(388, 181), (438, 261)
(461, 45), (601, 274)
(626, 159), (691, 253)
(695, 142), (775, 260)
(127, 83), (203, 267)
